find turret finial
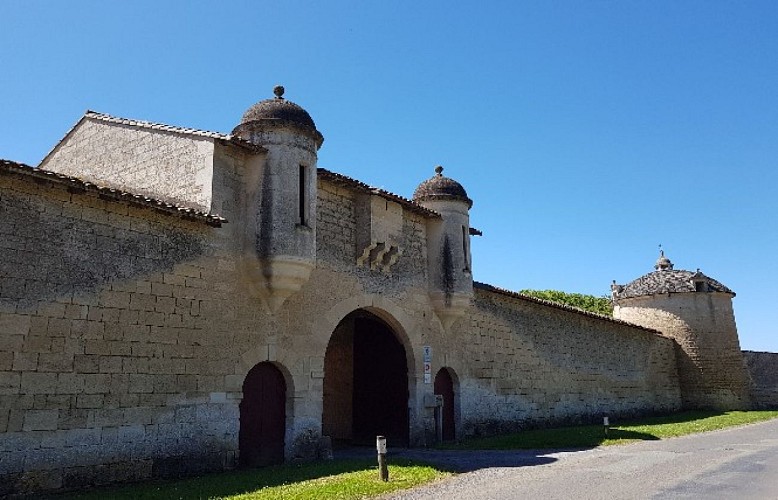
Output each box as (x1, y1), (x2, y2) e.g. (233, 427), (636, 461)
(273, 85), (285, 99)
(655, 245), (673, 271)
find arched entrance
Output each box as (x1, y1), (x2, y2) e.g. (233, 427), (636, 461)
(239, 362), (286, 466)
(434, 368), (456, 442)
(322, 309), (409, 447)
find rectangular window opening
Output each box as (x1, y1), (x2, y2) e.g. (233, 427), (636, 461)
(298, 165), (307, 226)
(462, 225), (470, 271)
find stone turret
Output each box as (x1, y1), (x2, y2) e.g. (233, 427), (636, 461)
(413, 166), (474, 329)
(612, 250), (751, 410)
(232, 86), (323, 312)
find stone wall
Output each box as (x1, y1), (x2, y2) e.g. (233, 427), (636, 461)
(743, 351), (778, 408)
(2, 166), (689, 495)
(40, 117), (217, 212)
(446, 287), (682, 436)
(0, 172), (237, 495)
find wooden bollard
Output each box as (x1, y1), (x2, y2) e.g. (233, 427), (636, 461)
(377, 435), (389, 482)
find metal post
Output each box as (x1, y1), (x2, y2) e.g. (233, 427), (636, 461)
(603, 416), (610, 437)
(376, 435), (389, 482)
(435, 397), (444, 444)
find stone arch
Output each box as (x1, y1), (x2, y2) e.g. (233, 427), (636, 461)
(320, 296), (418, 447)
(239, 361), (288, 466)
(317, 294), (418, 380)
(235, 350), (297, 460)
(434, 367), (460, 442)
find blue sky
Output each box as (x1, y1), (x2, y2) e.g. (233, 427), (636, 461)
(1, 1), (776, 351)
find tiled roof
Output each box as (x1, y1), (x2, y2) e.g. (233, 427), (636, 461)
(473, 281), (662, 334)
(84, 111), (265, 153)
(413, 166), (472, 208)
(613, 269), (734, 300)
(317, 168), (441, 219)
(0, 159), (227, 227)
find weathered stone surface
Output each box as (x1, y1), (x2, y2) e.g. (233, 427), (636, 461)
(743, 351), (778, 408)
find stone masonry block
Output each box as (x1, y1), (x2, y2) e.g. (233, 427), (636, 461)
(73, 355), (100, 374)
(37, 353), (74, 372)
(12, 352), (39, 371)
(0, 313), (32, 335)
(20, 373), (58, 394)
(75, 395), (104, 409)
(23, 410), (59, 431)
(0, 372), (21, 395)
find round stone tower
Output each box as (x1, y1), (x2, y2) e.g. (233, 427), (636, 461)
(232, 86), (324, 312)
(611, 250), (751, 410)
(413, 166), (474, 329)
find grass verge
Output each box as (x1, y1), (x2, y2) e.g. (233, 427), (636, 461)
(59, 458), (450, 500)
(441, 410), (778, 450)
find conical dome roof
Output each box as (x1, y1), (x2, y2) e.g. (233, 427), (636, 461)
(612, 250), (734, 299)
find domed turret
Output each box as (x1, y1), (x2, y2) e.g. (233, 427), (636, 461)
(654, 249), (673, 271)
(233, 85), (323, 148)
(234, 86), (323, 312)
(612, 250), (751, 410)
(413, 166), (474, 329)
(413, 166), (472, 207)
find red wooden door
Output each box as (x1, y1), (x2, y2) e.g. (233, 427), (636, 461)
(239, 362), (286, 466)
(434, 369), (455, 442)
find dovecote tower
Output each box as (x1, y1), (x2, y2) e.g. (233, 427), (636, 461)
(611, 250), (752, 410)
(413, 166), (474, 329)
(232, 86), (324, 312)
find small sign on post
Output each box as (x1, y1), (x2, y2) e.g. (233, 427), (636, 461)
(376, 435), (389, 482)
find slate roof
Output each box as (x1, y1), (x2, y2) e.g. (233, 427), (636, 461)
(318, 168), (441, 219)
(473, 282), (662, 334)
(0, 159), (227, 227)
(612, 269), (734, 299)
(413, 166), (472, 208)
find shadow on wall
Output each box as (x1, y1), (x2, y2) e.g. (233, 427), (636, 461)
(1, 189), (208, 312)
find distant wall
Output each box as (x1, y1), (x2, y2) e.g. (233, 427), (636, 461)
(443, 287), (682, 437)
(743, 351), (778, 408)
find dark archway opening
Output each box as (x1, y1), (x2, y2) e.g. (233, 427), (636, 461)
(323, 310), (409, 447)
(434, 368), (456, 442)
(239, 362), (286, 467)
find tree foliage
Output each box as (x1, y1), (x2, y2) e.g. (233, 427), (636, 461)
(519, 289), (613, 316)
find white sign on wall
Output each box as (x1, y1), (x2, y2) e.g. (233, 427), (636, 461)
(423, 346), (432, 383)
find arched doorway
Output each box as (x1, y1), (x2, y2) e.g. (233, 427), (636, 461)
(434, 368), (456, 442)
(239, 362), (286, 466)
(322, 309), (409, 447)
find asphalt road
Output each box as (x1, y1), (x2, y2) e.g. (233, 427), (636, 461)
(382, 418), (778, 500)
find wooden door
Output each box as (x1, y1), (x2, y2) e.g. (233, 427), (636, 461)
(434, 368), (455, 442)
(239, 362), (286, 466)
